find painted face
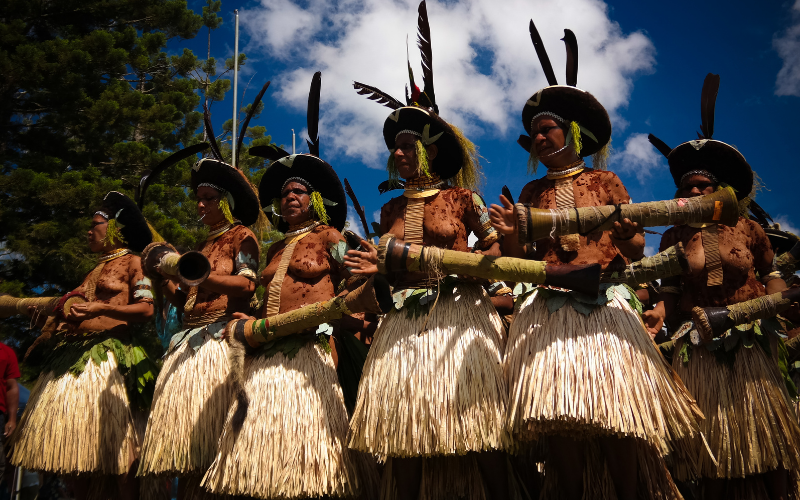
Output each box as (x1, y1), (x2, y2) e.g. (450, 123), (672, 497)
(392, 132), (438, 180)
(678, 173), (717, 198)
(531, 117), (567, 157)
(196, 185), (226, 226)
(87, 214), (109, 253)
(281, 181), (312, 226)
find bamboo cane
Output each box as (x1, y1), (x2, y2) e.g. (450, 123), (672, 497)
(692, 286), (800, 342)
(0, 295), (59, 319)
(376, 234), (600, 296)
(141, 242), (211, 287)
(600, 243), (688, 286)
(515, 186), (738, 244)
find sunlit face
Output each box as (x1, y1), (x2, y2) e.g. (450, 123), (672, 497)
(678, 173), (716, 198)
(196, 185), (225, 226)
(280, 181), (312, 226)
(530, 116), (580, 168)
(87, 214), (109, 253)
(392, 132), (438, 180)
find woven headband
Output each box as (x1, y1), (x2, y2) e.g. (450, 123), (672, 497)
(281, 177), (314, 193)
(680, 169), (718, 184)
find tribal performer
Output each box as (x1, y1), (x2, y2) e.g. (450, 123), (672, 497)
(202, 71), (377, 499)
(644, 73), (800, 500)
(11, 191), (159, 500)
(344, 4), (513, 498)
(137, 148), (261, 498)
(488, 21), (704, 500)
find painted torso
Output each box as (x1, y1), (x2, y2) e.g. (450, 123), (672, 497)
(518, 169), (633, 268)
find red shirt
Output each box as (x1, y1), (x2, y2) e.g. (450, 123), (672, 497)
(0, 343), (20, 415)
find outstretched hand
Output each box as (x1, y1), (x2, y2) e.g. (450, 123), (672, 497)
(343, 239), (379, 275)
(489, 195), (517, 235)
(68, 302), (106, 322)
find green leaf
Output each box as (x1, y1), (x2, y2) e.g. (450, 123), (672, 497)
(546, 295), (568, 314)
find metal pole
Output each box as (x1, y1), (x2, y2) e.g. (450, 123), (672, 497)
(232, 9), (239, 167)
(291, 129), (296, 154)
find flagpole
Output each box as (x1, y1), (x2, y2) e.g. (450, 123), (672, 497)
(232, 9), (239, 166)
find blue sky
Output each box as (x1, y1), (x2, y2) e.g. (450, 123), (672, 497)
(175, 0), (800, 253)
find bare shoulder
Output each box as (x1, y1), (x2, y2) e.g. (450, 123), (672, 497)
(314, 225), (345, 245)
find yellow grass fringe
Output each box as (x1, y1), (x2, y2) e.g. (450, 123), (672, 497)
(539, 438), (683, 500)
(202, 343), (378, 499)
(380, 455), (532, 500)
(138, 336), (233, 476)
(671, 337), (800, 480)
(505, 289), (704, 462)
(11, 351), (141, 475)
(348, 283), (511, 458)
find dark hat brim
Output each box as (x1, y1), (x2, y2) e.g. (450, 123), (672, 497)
(382, 107), (463, 179)
(668, 140), (753, 200)
(764, 228), (799, 255)
(100, 191), (152, 252)
(521, 85), (611, 157)
(190, 159), (260, 226)
(258, 154), (347, 233)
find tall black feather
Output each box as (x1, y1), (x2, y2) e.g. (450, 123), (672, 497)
(699, 73), (720, 139)
(137, 143), (211, 209)
(562, 29), (578, 87)
(236, 81), (271, 165)
(416, 0), (438, 113)
(502, 185), (515, 205)
(248, 144), (291, 162)
(748, 199), (774, 227)
(647, 134), (672, 158)
(529, 20), (558, 86)
(203, 102), (223, 161)
(307, 71), (321, 157)
(517, 135), (532, 152)
(353, 82), (404, 109)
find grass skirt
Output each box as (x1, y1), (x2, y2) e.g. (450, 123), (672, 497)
(505, 289), (703, 458)
(138, 334), (233, 476)
(11, 350), (141, 475)
(348, 283), (511, 458)
(671, 337), (800, 480)
(202, 342), (378, 499)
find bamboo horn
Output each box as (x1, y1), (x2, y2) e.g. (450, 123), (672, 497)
(376, 234), (600, 296)
(515, 186), (738, 245)
(0, 295), (59, 319)
(140, 242), (211, 287)
(776, 240), (800, 276)
(692, 286), (800, 342)
(600, 243), (688, 286)
(231, 274), (393, 349)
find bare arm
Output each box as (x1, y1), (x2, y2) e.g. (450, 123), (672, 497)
(490, 195), (527, 258)
(4, 378), (18, 437)
(69, 301), (154, 323)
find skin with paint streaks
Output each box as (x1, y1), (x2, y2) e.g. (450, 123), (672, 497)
(261, 225), (346, 315)
(660, 218), (775, 310)
(517, 169), (642, 267)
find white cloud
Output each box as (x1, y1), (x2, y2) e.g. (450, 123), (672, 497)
(644, 245), (655, 257)
(774, 0), (800, 96)
(346, 205), (364, 238)
(773, 214), (799, 236)
(242, 0), (655, 167)
(608, 133), (665, 183)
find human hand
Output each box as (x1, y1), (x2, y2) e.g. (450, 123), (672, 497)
(68, 302), (106, 321)
(4, 418), (16, 438)
(489, 195), (517, 235)
(642, 309), (665, 339)
(611, 218), (640, 241)
(343, 239), (379, 275)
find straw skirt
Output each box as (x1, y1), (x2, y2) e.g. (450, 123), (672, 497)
(11, 350), (141, 475)
(138, 334), (233, 476)
(202, 342), (378, 499)
(348, 283), (510, 458)
(505, 288), (702, 456)
(671, 336), (800, 480)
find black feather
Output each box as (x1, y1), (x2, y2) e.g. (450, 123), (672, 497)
(748, 199), (774, 227)
(562, 29), (578, 87)
(353, 82), (404, 109)
(416, 0), (438, 113)
(344, 178), (370, 238)
(236, 81), (271, 164)
(203, 102), (223, 161)
(647, 134), (672, 158)
(502, 185), (515, 205)
(137, 143), (210, 209)
(307, 71), (321, 157)
(529, 20), (558, 86)
(517, 134), (533, 152)
(699, 73), (720, 139)
(378, 179), (405, 194)
(248, 144), (291, 162)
